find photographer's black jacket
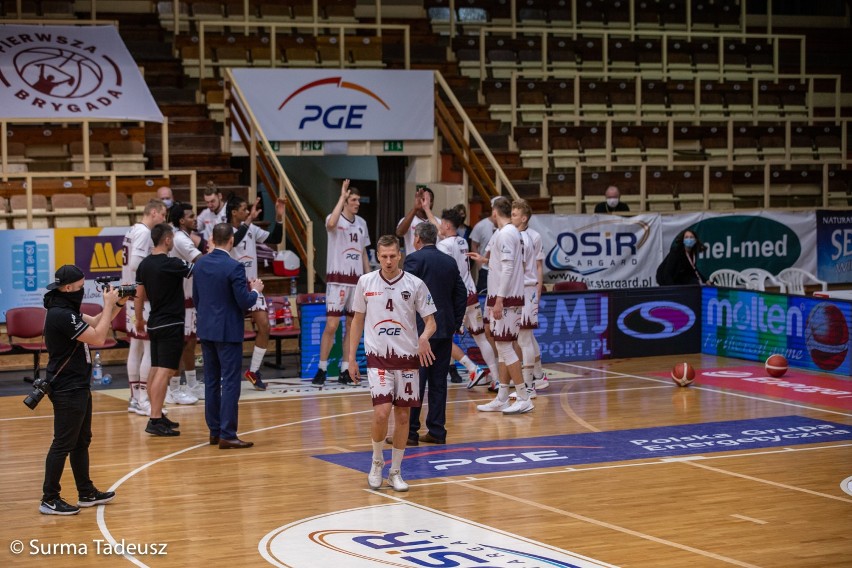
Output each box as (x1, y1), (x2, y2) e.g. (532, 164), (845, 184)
(43, 292), (91, 392)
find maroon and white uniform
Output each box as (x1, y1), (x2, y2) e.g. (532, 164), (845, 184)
(170, 229), (202, 336)
(352, 270), (436, 406)
(520, 227), (544, 329)
(197, 206), (226, 242)
(122, 223), (153, 337)
(326, 213), (370, 317)
(486, 223), (524, 342)
(438, 234), (484, 334)
(230, 223), (269, 311)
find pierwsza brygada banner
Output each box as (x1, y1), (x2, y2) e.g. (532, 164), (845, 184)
(0, 25), (163, 122)
(229, 69), (434, 141)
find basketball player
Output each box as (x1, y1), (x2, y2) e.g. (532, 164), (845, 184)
(168, 202), (204, 401)
(312, 179), (371, 386)
(347, 235), (437, 492)
(396, 186), (440, 259)
(123, 199), (167, 417)
(467, 197), (532, 414)
(437, 207), (498, 387)
(197, 182), (226, 243)
(227, 194), (286, 390)
(509, 199), (548, 400)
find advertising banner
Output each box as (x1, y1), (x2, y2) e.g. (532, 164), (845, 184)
(230, 69), (434, 141)
(299, 302), (367, 378)
(610, 286), (701, 358)
(816, 209), (852, 283)
(531, 213), (662, 288)
(0, 25), (163, 122)
(661, 211), (817, 279)
(702, 287), (852, 376)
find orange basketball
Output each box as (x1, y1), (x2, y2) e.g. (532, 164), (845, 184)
(671, 362), (695, 387)
(765, 354), (788, 378)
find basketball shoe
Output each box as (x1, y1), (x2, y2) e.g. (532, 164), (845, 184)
(244, 370), (267, 391)
(165, 385), (199, 405)
(338, 370), (354, 385)
(477, 398), (510, 412)
(77, 489), (116, 508)
(502, 398), (534, 414)
(534, 374), (549, 390)
(387, 470), (409, 492)
(39, 497), (80, 516)
(368, 459), (384, 489)
(312, 368), (327, 386)
(509, 386), (537, 400)
(467, 368), (489, 389)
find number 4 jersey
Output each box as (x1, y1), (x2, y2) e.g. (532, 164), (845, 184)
(352, 270), (437, 370)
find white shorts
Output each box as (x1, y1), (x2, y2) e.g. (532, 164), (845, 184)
(248, 292), (267, 313)
(488, 305), (522, 343)
(326, 283), (356, 318)
(463, 302), (486, 335)
(368, 367), (421, 408)
(126, 300), (150, 339)
(520, 286), (539, 329)
(184, 306), (197, 337)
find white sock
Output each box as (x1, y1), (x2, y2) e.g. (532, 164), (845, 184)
(319, 360), (328, 371)
(250, 346), (266, 372)
(459, 355), (477, 374)
(371, 440), (384, 461)
(391, 448), (405, 471)
(534, 359), (543, 377)
(523, 366), (535, 394)
(127, 338), (143, 402)
(170, 375), (180, 390)
(340, 361), (349, 372)
(185, 370), (198, 387)
(496, 383), (511, 402)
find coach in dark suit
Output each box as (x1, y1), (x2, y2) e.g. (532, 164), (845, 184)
(404, 222), (467, 444)
(193, 223), (264, 449)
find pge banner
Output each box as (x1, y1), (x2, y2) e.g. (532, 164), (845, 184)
(531, 213), (662, 288)
(702, 287), (852, 376)
(230, 69), (434, 141)
(816, 209), (852, 283)
(661, 211), (817, 277)
(610, 286), (701, 358)
(0, 25), (163, 122)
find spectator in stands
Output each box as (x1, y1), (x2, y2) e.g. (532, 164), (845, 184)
(594, 185), (630, 214)
(396, 185), (441, 259)
(198, 182), (226, 243)
(156, 186), (174, 211)
(312, 179), (371, 386)
(39, 265), (122, 515)
(656, 229), (707, 286)
(226, 194), (286, 390)
(134, 224), (195, 437)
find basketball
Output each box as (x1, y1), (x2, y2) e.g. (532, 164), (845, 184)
(765, 354), (788, 378)
(671, 362), (695, 387)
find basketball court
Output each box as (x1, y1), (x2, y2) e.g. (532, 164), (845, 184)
(2, 353), (850, 567)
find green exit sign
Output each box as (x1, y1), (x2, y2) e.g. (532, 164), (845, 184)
(301, 141), (323, 151)
(383, 140), (404, 152)
(270, 141), (280, 151)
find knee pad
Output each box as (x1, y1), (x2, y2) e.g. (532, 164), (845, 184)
(496, 341), (519, 366)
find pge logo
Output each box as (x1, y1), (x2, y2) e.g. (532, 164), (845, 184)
(617, 301), (696, 340)
(343, 247), (361, 260)
(278, 76), (390, 130)
(375, 319), (406, 336)
(546, 219), (651, 276)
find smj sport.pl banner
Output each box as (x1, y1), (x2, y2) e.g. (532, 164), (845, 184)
(530, 213), (662, 288)
(702, 287), (852, 376)
(661, 210), (817, 279)
(0, 25), (163, 122)
(230, 69), (434, 141)
(816, 209), (852, 283)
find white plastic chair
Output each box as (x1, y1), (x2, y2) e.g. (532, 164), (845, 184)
(740, 268), (787, 293)
(708, 269), (747, 288)
(776, 268), (828, 295)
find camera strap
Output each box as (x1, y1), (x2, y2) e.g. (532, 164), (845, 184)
(47, 342), (80, 383)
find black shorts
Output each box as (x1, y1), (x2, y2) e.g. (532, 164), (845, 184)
(148, 325), (184, 370)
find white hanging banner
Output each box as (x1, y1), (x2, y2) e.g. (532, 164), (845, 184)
(0, 25), (163, 122)
(230, 68), (434, 141)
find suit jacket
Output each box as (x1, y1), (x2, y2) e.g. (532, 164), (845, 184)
(404, 244), (467, 339)
(193, 248), (259, 342)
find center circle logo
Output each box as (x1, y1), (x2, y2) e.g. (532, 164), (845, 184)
(14, 47), (103, 98)
(617, 301), (696, 340)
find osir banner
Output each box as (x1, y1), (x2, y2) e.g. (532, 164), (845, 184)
(0, 25), (163, 122)
(230, 69), (434, 141)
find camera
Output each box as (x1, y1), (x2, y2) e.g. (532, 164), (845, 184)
(23, 376), (52, 410)
(95, 275), (136, 298)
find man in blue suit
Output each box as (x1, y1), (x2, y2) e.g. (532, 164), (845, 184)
(193, 223), (264, 449)
(403, 222), (467, 444)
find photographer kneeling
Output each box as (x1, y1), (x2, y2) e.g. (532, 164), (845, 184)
(38, 265), (124, 515)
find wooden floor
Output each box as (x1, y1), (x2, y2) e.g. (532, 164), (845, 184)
(3, 353), (851, 567)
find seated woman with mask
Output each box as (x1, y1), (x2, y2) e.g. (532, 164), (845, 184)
(656, 229), (707, 285)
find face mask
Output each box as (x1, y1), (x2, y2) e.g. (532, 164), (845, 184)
(606, 198), (619, 208)
(162, 198), (174, 208)
(63, 288), (85, 310)
(683, 238), (696, 249)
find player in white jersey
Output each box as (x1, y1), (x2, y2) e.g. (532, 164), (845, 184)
(313, 180), (371, 386)
(167, 202), (204, 403)
(467, 197), (533, 415)
(197, 183), (227, 244)
(437, 207), (498, 388)
(396, 185), (440, 259)
(348, 235), (437, 492)
(122, 199), (167, 417)
(227, 194), (286, 391)
(509, 199), (549, 400)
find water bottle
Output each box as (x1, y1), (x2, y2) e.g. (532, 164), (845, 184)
(92, 351), (103, 385)
(102, 373), (112, 385)
(290, 277), (297, 296)
(267, 301), (276, 328)
(282, 297), (293, 329)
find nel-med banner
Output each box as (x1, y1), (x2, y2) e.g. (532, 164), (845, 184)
(0, 25), (163, 122)
(230, 69), (434, 141)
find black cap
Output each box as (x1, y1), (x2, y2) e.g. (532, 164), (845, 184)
(46, 265), (86, 290)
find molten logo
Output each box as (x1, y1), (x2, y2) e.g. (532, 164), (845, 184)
(616, 301), (696, 340)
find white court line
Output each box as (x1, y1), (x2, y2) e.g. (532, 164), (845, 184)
(731, 514), (768, 525)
